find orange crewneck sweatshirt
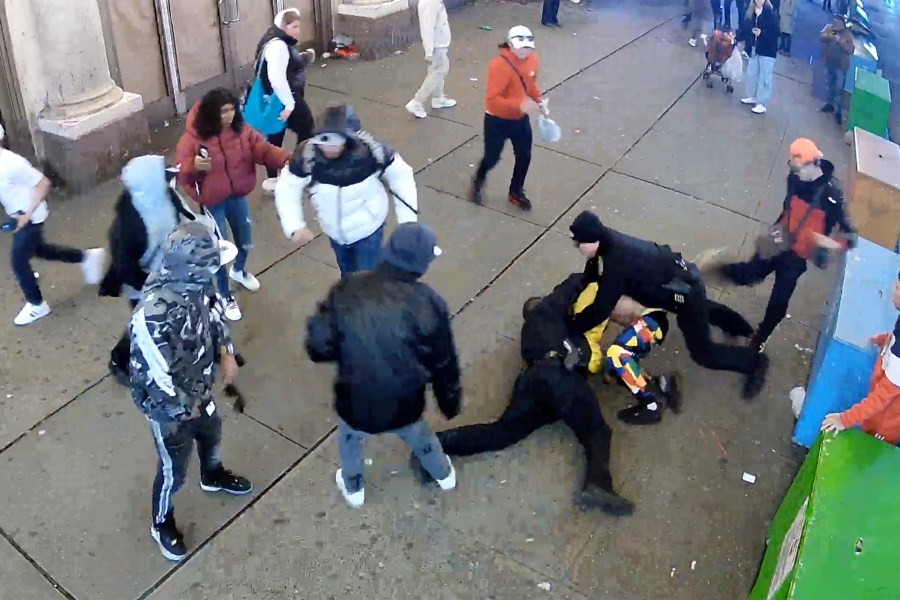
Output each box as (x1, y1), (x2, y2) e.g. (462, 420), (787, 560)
(484, 48), (542, 120)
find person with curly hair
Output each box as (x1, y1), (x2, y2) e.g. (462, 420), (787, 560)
(174, 88), (289, 321)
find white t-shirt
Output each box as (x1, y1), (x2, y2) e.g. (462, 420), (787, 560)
(0, 148), (48, 224)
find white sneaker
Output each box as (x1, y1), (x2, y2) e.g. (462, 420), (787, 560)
(405, 100), (427, 119)
(751, 104), (767, 114)
(261, 177), (278, 195)
(229, 268), (260, 292)
(431, 97), (457, 109)
(81, 248), (106, 285)
(688, 38), (698, 47)
(335, 469), (365, 508)
(14, 302), (50, 326)
(700, 33), (709, 46)
(436, 459), (456, 491)
(223, 298), (242, 322)
(740, 97), (757, 105)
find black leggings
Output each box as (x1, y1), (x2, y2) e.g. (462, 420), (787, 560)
(266, 92), (314, 178)
(475, 113), (533, 194)
(437, 361), (616, 494)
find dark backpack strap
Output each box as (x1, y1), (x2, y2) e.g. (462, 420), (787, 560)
(500, 55), (530, 93)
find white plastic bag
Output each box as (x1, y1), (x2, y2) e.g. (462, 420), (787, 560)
(721, 47), (743, 83)
(537, 115), (561, 143)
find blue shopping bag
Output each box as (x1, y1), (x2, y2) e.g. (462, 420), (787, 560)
(242, 51), (286, 135)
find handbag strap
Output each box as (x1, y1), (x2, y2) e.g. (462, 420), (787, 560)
(501, 55), (530, 94)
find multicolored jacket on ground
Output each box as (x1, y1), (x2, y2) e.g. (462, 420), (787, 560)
(840, 315), (900, 444)
(129, 222), (233, 423)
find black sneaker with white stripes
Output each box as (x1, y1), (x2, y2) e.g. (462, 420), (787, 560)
(151, 512), (187, 562)
(200, 468), (252, 495)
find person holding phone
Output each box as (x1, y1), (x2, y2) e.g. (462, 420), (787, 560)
(738, 0), (779, 115)
(175, 88), (289, 321)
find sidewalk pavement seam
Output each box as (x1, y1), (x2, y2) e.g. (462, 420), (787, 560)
(608, 168), (767, 224)
(0, 525), (78, 600)
(135, 424), (338, 600)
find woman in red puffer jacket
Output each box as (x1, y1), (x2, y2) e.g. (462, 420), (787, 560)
(175, 88), (289, 321)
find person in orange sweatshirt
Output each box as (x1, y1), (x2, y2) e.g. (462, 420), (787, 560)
(821, 272), (900, 445)
(468, 25), (548, 212)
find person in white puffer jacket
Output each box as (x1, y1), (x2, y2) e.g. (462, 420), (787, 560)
(405, 0), (455, 119)
(274, 104), (418, 279)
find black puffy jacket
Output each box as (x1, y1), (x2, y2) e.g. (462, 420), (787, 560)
(306, 263), (461, 434)
(569, 226), (690, 335)
(740, 6), (780, 58)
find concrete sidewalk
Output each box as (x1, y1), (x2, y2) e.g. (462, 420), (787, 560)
(0, 1), (850, 598)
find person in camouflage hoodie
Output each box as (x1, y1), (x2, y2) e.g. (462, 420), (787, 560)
(129, 220), (251, 562)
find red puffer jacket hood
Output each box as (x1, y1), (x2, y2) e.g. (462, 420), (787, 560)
(174, 102), (289, 207)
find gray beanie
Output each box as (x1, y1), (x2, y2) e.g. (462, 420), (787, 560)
(382, 223), (442, 277)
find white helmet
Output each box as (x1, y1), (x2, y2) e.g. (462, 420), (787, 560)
(507, 25), (535, 49)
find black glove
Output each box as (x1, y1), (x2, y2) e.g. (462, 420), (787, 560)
(812, 247), (830, 270)
(846, 231), (858, 249)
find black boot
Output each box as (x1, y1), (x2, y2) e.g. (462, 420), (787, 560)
(579, 433), (634, 515)
(743, 353), (770, 399)
(617, 390), (663, 425)
(468, 178), (484, 205)
(108, 333), (131, 387)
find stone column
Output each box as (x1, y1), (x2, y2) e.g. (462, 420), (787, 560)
(33, 0), (149, 192)
(336, 0), (417, 60)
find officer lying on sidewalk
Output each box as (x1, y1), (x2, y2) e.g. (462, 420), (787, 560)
(568, 211), (769, 399)
(416, 272), (635, 516)
(130, 221), (251, 562)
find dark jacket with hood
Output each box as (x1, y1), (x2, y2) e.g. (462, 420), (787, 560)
(569, 227), (689, 335)
(100, 156), (193, 297)
(305, 263), (461, 434)
(740, 5), (780, 58)
(777, 158), (856, 261)
(256, 24), (309, 97)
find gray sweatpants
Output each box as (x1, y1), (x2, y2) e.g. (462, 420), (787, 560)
(337, 417), (451, 493)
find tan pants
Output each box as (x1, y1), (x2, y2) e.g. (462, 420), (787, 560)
(413, 47), (450, 104)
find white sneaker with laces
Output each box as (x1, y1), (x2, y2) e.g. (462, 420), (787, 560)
(14, 302), (50, 326)
(405, 100), (427, 119)
(436, 459), (457, 491)
(740, 97), (757, 105)
(261, 177), (278, 194)
(431, 97), (457, 109)
(335, 469), (365, 508)
(688, 38), (698, 47)
(81, 248), (106, 285)
(223, 298), (242, 322)
(751, 104), (767, 114)
(229, 268), (260, 292)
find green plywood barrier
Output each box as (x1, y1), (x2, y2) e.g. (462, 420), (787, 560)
(847, 69), (891, 138)
(749, 430), (900, 600)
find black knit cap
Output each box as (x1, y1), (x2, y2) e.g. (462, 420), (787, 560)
(569, 211), (605, 243)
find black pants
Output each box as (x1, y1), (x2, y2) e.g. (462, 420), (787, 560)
(721, 251), (808, 342)
(265, 92), (315, 178)
(675, 282), (761, 374)
(475, 114), (533, 195)
(12, 222), (83, 304)
(542, 0), (561, 25)
(111, 297), (140, 371)
(148, 408), (222, 525)
(779, 33), (792, 53)
(437, 361), (616, 495)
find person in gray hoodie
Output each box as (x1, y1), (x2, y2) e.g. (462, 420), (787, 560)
(405, 0), (455, 119)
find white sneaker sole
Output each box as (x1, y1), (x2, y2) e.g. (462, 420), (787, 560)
(200, 482), (253, 495)
(436, 460), (456, 491)
(150, 527), (186, 562)
(335, 469), (365, 508)
(14, 305), (51, 326)
(229, 271), (260, 293)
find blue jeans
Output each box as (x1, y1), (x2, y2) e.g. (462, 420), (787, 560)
(11, 222), (83, 304)
(745, 55), (776, 106)
(826, 67), (846, 114)
(329, 225), (384, 279)
(208, 196), (252, 300)
(541, 0), (560, 24)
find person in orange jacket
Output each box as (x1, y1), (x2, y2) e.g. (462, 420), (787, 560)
(821, 273), (900, 444)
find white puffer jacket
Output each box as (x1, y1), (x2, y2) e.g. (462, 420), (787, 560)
(274, 132), (418, 245)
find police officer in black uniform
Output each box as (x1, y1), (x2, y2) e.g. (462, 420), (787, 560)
(568, 211), (768, 399)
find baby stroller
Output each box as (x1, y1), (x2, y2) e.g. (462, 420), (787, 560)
(703, 30), (735, 93)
